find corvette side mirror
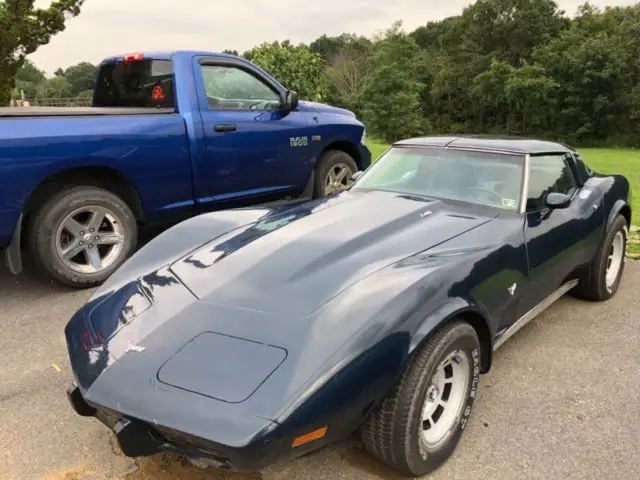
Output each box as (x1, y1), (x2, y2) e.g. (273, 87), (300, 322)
(351, 171), (364, 182)
(545, 192), (571, 209)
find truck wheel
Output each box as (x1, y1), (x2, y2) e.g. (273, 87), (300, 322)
(313, 150), (358, 197)
(28, 186), (138, 288)
(573, 214), (628, 301)
(360, 321), (481, 477)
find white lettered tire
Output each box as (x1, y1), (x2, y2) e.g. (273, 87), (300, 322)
(361, 320), (481, 477)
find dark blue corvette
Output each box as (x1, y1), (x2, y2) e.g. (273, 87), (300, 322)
(65, 135), (632, 477)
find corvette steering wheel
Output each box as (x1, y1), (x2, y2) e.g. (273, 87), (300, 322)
(467, 187), (504, 205)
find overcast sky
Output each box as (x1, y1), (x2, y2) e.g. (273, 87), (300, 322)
(29, 0), (638, 75)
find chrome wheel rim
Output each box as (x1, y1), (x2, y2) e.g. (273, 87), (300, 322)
(55, 206), (125, 274)
(421, 350), (470, 447)
(606, 231), (625, 288)
(324, 163), (354, 195)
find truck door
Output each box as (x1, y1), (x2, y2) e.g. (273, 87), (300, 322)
(518, 153), (604, 317)
(194, 59), (312, 208)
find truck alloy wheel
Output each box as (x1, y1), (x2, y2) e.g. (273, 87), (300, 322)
(28, 186), (137, 288)
(55, 206), (126, 274)
(324, 163), (355, 195)
(313, 149), (358, 198)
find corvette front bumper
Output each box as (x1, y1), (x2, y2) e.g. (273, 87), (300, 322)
(66, 382), (284, 471)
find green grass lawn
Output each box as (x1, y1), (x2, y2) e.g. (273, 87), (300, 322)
(366, 142), (640, 255)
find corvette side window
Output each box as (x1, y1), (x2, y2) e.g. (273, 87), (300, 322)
(527, 155), (577, 211)
(573, 153), (593, 182)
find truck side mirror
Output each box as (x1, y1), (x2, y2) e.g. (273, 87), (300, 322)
(284, 90), (299, 111)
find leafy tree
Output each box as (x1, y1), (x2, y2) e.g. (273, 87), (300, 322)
(325, 42), (374, 115)
(361, 22), (425, 143)
(505, 64), (559, 133)
(246, 41), (328, 101)
(310, 33), (372, 63)
(472, 58), (513, 130)
(11, 79), (37, 99)
(460, 0), (567, 66)
(0, 0), (86, 104)
(61, 62), (97, 95)
(40, 75), (72, 98)
(15, 59), (46, 84)
(532, 5), (630, 142)
(11, 59), (45, 100)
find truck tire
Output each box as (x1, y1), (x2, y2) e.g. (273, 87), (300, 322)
(27, 186), (138, 288)
(573, 214), (628, 301)
(313, 150), (358, 198)
(360, 321), (481, 477)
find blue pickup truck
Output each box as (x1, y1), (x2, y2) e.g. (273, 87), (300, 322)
(0, 50), (371, 288)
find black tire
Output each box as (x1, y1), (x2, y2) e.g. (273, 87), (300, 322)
(313, 149), (358, 198)
(360, 321), (481, 477)
(573, 214), (628, 301)
(27, 186), (138, 288)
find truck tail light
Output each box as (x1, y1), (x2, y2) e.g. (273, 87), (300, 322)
(123, 52), (144, 62)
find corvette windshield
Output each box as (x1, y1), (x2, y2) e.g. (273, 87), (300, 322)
(353, 146), (525, 211)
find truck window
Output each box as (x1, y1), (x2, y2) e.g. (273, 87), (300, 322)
(93, 59), (175, 109)
(200, 65), (282, 110)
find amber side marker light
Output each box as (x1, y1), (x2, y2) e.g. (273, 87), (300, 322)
(292, 426), (328, 448)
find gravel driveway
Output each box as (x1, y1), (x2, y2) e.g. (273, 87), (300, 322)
(1, 260), (639, 480)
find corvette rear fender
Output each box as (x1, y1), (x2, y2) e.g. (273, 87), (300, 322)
(409, 298), (494, 374)
(607, 199), (632, 231)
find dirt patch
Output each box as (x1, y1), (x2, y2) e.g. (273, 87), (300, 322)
(124, 454), (262, 480)
(40, 465), (95, 480)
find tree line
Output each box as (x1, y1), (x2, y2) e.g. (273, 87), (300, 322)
(6, 0), (640, 147)
(12, 59), (97, 101)
(236, 0), (640, 147)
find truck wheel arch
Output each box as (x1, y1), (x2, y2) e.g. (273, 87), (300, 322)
(23, 166), (144, 225)
(321, 140), (366, 171)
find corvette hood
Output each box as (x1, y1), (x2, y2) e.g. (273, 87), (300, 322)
(170, 190), (494, 318)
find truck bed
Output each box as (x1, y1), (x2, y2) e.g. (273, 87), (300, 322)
(0, 107), (176, 118)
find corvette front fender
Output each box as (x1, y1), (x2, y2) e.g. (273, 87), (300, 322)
(409, 297), (495, 373)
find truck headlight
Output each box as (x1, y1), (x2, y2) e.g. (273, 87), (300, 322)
(361, 128), (367, 145)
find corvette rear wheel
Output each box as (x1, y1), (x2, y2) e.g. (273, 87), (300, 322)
(573, 214), (628, 301)
(361, 321), (481, 477)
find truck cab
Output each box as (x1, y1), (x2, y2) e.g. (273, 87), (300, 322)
(0, 50), (371, 288)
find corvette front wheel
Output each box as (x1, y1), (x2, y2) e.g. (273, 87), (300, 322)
(361, 321), (481, 477)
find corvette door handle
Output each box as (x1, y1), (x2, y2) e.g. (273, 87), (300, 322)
(214, 124), (237, 133)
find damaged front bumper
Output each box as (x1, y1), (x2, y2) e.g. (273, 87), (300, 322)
(66, 382), (284, 472)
